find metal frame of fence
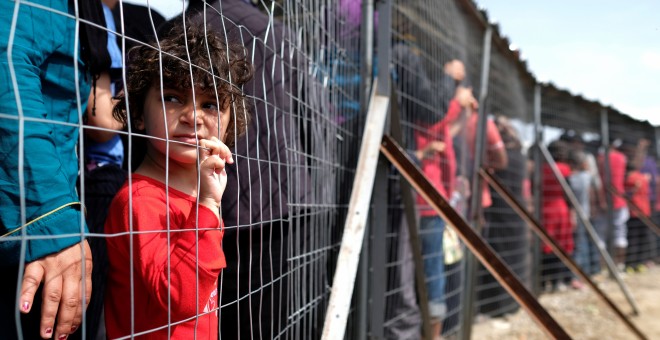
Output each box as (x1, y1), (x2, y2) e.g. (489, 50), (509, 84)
(2, 0), (658, 339)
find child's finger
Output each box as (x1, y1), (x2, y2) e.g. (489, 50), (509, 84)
(216, 142), (233, 164)
(200, 154), (226, 172)
(199, 138), (233, 164)
(198, 138), (221, 158)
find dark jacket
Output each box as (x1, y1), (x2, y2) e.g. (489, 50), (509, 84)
(180, 0), (312, 227)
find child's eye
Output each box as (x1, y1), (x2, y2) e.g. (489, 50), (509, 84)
(202, 102), (219, 111)
(163, 95), (181, 104)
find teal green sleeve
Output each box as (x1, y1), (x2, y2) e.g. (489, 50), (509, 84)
(0, 0), (89, 264)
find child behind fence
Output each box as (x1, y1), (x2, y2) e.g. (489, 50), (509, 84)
(103, 21), (252, 339)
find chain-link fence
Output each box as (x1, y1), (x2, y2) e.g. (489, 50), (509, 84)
(1, 0), (657, 339)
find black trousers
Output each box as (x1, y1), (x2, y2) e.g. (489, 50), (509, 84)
(219, 222), (289, 340)
(541, 252), (570, 287)
(0, 265), (44, 339)
(625, 217), (654, 267)
(72, 165), (126, 340)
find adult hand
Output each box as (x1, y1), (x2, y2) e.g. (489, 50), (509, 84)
(455, 86), (475, 108)
(20, 240), (92, 339)
(415, 140), (446, 160)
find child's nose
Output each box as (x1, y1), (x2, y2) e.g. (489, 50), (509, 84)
(180, 107), (203, 125)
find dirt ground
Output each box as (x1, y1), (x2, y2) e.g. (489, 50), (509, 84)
(471, 265), (660, 339)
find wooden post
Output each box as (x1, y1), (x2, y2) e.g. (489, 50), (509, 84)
(321, 82), (389, 340)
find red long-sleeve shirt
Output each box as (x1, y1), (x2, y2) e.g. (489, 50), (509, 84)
(105, 174), (225, 339)
(541, 162), (573, 254)
(626, 170), (651, 217)
(599, 149), (627, 209)
(415, 99), (460, 216)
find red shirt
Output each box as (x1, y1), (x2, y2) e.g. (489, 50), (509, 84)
(541, 162), (573, 254)
(105, 174), (225, 339)
(415, 99), (461, 216)
(599, 149), (627, 209)
(626, 170), (651, 217)
(466, 114), (505, 208)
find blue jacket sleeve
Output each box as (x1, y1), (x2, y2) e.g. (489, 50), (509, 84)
(0, 0), (90, 264)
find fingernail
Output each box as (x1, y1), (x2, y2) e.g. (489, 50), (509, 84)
(22, 301), (29, 311)
(71, 325), (77, 332)
(58, 334), (68, 340)
(45, 328), (52, 335)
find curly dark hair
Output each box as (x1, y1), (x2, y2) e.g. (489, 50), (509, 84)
(113, 20), (253, 147)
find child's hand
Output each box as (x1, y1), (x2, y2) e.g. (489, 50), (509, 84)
(198, 137), (233, 214)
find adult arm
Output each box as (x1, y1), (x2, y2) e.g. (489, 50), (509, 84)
(484, 119), (507, 170)
(85, 72), (123, 142)
(0, 1), (92, 338)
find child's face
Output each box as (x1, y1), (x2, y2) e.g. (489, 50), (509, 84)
(139, 84), (231, 166)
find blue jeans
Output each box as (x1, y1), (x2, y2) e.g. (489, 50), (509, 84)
(420, 216), (447, 318)
(573, 219), (592, 275)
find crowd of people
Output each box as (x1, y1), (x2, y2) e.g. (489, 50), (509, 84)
(391, 28), (660, 339)
(534, 133), (659, 292)
(1, 1), (659, 340)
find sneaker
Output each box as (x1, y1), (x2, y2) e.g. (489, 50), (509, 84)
(636, 264), (648, 273)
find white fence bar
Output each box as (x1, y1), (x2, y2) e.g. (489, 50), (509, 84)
(321, 81), (389, 340)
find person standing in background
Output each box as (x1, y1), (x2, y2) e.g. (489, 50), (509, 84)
(597, 139), (629, 271)
(567, 149), (591, 288)
(73, 2), (165, 339)
(541, 140), (573, 291)
(0, 1), (104, 338)
(624, 158), (652, 272)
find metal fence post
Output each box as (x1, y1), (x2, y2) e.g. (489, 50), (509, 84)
(390, 85), (433, 340)
(531, 84), (543, 296)
(355, 225), (370, 340)
(601, 108), (615, 254)
(369, 151), (389, 339)
(376, 0), (391, 97)
(354, 1), (376, 339)
(360, 0), (374, 111)
(460, 25), (493, 340)
(367, 1), (391, 337)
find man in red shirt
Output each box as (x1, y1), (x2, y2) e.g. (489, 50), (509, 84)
(597, 139), (630, 270)
(465, 112), (508, 210)
(625, 164), (651, 270)
(404, 56), (475, 338)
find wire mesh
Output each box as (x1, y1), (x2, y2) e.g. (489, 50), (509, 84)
(1, 0), (659, 339)
(471, 28), (535, 319)
(389, 0), (489, 337)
